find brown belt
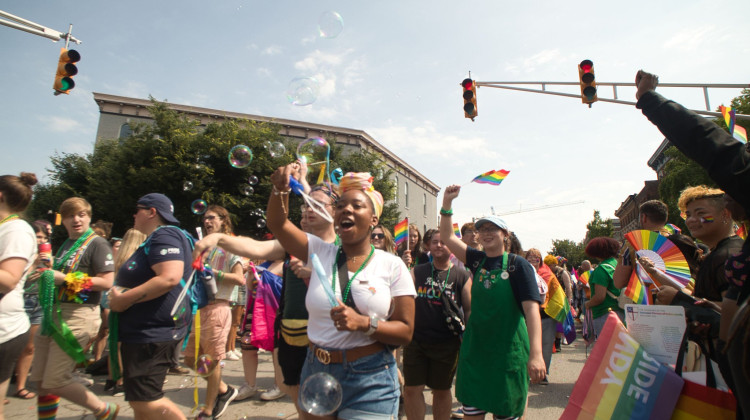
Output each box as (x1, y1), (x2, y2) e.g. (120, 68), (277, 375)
(309, 342), (385, 365)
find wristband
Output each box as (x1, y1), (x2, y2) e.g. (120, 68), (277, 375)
(440, 207), (453, 216)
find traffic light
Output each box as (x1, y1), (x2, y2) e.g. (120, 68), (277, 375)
(578, 59), (597, 106)
(462, 78), (477, 120)
(53, 48), (80, 95)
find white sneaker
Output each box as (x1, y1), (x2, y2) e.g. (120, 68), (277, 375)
(225, 351), (240, 361)
(260, 386), (285, 401)
(73, 371), (94, 387)
(233, 349), (243, 358)
(235, 383), (257, 401)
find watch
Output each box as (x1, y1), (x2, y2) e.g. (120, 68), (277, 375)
(365, 316), (379, 336)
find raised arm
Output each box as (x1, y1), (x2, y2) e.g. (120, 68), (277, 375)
(267, 163), (310, 263)
(193, 233), (286, 262)
(439, 185), (468, 263)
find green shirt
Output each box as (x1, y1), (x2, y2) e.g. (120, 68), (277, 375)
(589, 257), (619, 318)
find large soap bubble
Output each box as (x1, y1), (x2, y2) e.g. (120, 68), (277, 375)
(195, 354), (217, 377)
(318, 11), (344, 39)
(268, 142), (286, 158)
(296, 137), (329, 164)
(286, 77), (320, 106)
(191, 199), (208, 215)
(299, 372), (343, 416)
(228, 145), (253, 168)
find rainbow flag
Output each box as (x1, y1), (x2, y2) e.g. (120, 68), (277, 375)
(561, 313), (684, 420)
(734, 125), (748, 143)
(720, 105), (735, 134)
(471, 169), (510, 186)
(662, 223), (681, 235)
(625, 270), (648, 305)
(700, 216), (714, 223)
(544, 275), (570, 323)
(452, 223), (461, 238)
(394, 218), (408, 245)
(577, 270), (592, 286)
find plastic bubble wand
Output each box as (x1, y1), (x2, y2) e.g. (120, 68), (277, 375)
(171, 250), (206, 317)
(311, 253), (339, 308)
(289, 176), (333, 223)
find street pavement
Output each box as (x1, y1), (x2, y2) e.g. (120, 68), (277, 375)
(5, 327), (591, 419)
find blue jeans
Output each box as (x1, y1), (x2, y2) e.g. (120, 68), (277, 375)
(24, 293), (43, 325)
(300, 346), (399, 420)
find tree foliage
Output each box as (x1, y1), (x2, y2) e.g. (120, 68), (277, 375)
(29, 100), (399, 240)
(584, 210), (614, 242)
(549, 239), (586, 269)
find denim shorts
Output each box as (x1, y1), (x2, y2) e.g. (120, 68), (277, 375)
(24, 294), (43, 325)
(300, 345), (399, 420)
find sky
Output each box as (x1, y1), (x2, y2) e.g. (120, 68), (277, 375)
(2, 0), (749, 252)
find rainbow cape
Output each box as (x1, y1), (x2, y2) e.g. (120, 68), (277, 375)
(561, 313), (684, 420)
(471, 169), (510, 186)
(544, 274), (571, 323)
(394, 218), (409, 245)
(452, 223), (461, 238)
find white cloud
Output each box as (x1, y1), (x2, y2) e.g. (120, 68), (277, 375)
(38, 116), (84, 133)
(663, 25), (716, 51)
(256, 67), (273, 78)
(261, 45), (283, 56)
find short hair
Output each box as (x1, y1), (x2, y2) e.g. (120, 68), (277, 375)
(59, 197), (92, 219)
(544, 255), (558, 266)
(585, 237), (620, 260)
(0, 172), (37, 212)
(460, 222), (476, 236)
(206, 205), (233, 234)
(677, 185), (725, 212)
(423, 228), (439, 245)
(639, 200), (668, 225)
(525, 248), (542, 262)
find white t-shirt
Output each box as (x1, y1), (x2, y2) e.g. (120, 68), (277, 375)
(0, 219), (36, 344)
(306, 233), (416, 349)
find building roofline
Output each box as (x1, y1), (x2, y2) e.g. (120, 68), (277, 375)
(92, 92), (440, 193)
(647, 138), (671, 169)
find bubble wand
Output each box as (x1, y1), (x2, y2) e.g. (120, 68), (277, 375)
(170, 250), (206, 317)
(311, 253), (339, 307)
(288, 176), (334, 223)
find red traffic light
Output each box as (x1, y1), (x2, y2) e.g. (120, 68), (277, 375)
(578, 59), (597, 106)
(461, 78), (477, 120)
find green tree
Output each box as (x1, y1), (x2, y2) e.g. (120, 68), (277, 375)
(549, 238), (586, 269)
(584, 210), (613, 242)
(29, 100), (398, 240)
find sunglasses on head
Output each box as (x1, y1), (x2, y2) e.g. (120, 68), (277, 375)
(371, 233), (385, 240)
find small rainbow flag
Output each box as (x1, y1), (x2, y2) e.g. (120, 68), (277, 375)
(452, 223), (461, 238)
(471, 169), (510, 186)
(625, 270), (649, 305)
(662, 223), (681, 235)
(394, 218), (409, 245)
(720, 105), (736, 134)
(734, 125), (748, 144)
(577, 270), (592, 286)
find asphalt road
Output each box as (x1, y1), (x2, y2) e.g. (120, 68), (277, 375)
(4, 327), (590, 419)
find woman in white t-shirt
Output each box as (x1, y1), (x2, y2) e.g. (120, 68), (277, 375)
(0, 172), (38, 412)
(267, 166), (416, 420)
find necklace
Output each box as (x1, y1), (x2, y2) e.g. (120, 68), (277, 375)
(53, 228), (96, 271)
(0, 214), (19, 225)
(429, 261), (452, 297)
(332, 245), (375, 303)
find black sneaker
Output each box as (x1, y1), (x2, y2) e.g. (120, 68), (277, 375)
(112, 383), (124, 397)
(104, 379), (115, 392)
(212, 385), (238, 418)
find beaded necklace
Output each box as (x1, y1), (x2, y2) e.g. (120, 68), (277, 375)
(429, 261), (452, 296)
(332, 245), (375, 303)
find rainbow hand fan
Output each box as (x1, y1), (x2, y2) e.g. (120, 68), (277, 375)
(624, 230), (692, 289)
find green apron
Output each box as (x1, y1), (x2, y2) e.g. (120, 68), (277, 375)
(455, 256), (529, 417)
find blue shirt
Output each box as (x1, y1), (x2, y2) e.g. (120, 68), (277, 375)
(117, 226), (193, 343)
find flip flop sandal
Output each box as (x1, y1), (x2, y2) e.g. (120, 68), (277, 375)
(14, 388), (37, 399)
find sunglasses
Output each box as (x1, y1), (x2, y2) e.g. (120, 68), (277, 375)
(371, 233), (385, 240)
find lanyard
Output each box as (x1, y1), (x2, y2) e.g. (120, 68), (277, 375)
(430, 262), (452, 294)
(332, 245), (375, 303)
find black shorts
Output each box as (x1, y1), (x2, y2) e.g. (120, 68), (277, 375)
(277, 337), (307, 386)
(121, 340), (179, 402)
(403, 336), (461, 390)
(0, 329), (29, 382)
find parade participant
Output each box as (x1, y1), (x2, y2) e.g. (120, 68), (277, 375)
(12, 221), (50, 401)
(439, 185), (544, 419)
(526, 250), (559, 384)
(267, 166), (416, 420)
(460, 223), (479, 250)
(613, 200), (669, 289)
(31, 196), (116, 420)
(544, 255), (572, 352)
(183, 205), (244, 419)
(0, 173), (38, 419)
(403, 230), (471, 420)
(108, 193), (192, 420)
(371, 225), (396, 254)
(583, 237), (622, 340)
(398, 224), (428, 269)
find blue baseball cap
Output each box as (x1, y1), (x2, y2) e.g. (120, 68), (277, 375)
(137, 193), (180, 226)
(474, 215), (509, 232)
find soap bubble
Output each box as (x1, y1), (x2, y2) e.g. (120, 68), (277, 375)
(240, 185), (254, 196)
(241, 332), (253, 345)
(296, 137), (329, 164)
(268, 142), (286, 158)
(183, 181), (194, 191)
(286, 77), (320, 106)
(191, 199), (208, 215)
(196, 354), (217, 377)
(300, 372), (343, 415)
(318, 11), (344, 39)
(256, 219), (267, 229)
(247, 175), (259, 185)
(228, 145), (253, 168)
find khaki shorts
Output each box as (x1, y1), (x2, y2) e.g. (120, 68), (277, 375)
(185, 301), (231, 363)
(30, 303), (100, 389)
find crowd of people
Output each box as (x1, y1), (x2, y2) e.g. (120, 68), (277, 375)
(0, 69), (748, 420)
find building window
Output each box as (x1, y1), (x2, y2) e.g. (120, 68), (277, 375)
(119, 123), (133, 139)
(395, 176), (398, 197)
(405, 182), (409, 208)
(423, 193), (427, 216)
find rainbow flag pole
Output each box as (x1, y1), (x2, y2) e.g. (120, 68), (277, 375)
(394, 218), (409, 246)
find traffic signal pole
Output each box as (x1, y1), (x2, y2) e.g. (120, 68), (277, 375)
(475, 80), (750, 120)
(0, 10), (82, 45)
